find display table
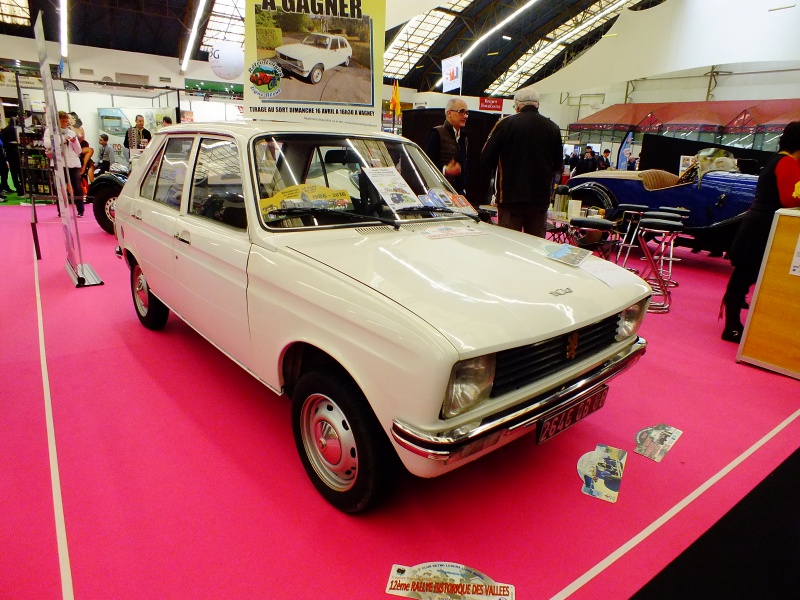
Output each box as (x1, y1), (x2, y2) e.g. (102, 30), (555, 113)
(738, 208), (800, 379)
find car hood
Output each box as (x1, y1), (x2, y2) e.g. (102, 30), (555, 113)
(276, 44), (322, 62)
(283, 223), (649, 354)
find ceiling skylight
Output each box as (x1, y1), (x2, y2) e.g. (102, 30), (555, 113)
(486, 0), (637, 96)
(200, 0), (245, 52)
(383, 0), (473, 80)
(0, 0), (30, 26)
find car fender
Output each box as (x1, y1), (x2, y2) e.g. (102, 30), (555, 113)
(568, 181), (618, 211)
(88, 172), (127, 195)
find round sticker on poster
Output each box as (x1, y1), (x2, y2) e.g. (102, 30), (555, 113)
(209, 41), (244, 81)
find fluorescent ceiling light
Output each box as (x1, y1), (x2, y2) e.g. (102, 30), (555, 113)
(501, 35), (512, 40)
(182, 0), (210, 73)
(60, 0), (68, 58)
(434, 0), (543, 88)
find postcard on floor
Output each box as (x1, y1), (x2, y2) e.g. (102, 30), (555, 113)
(577, 444), (627, 503)
(634, 424), (682, 462)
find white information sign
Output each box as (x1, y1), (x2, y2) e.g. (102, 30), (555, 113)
(441, 54), (463, 93)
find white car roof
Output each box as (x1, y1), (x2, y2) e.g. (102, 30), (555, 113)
(158, 121), (406, 144)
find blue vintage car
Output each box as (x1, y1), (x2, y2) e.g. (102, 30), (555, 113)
(567, 151), (758, 254)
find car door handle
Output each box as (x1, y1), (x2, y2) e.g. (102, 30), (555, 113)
(133, 210), (142, 221)
(175, 233), (191, 245)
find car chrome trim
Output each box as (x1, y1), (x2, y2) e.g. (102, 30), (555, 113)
(391, 337), (646, 462)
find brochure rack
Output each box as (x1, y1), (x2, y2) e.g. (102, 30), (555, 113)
(18, 126), (56, 202)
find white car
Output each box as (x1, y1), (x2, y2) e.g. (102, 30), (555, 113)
(114, 122), (650, 513)
(275, 33), (352, 84)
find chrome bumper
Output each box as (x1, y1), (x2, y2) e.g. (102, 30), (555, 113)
(391, 337), (647, 464)
(274, 59), (308, 78)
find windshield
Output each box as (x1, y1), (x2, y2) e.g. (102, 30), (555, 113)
(302, 35), (329, 49)
(252, 135), (476, 230)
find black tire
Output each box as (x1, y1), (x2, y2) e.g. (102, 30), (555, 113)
(292, 370), (394, 513)
(343, 56), (350, 67)
(92, 185), (120, 235)
(309, 65), (323, 84)
(131, 263), (168, 330)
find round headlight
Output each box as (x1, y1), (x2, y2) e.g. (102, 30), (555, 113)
(616, 297), (650, 340)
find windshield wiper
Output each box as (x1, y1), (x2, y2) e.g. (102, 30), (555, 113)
(395, 205), (480, 223)
(267, 207), (400, 229)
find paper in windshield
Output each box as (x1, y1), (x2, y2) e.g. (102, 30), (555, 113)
(361, 166), (423, 210)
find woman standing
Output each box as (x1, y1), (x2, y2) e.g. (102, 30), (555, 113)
(721, 121), (800, 342)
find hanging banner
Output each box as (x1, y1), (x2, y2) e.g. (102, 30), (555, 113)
(441, 54), (462, 93)
(244, 0), (384, 131)
(617, 130), (633, 170)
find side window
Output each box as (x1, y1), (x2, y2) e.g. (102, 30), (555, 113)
(331, 38), (339, 50)
(190, 137), (247, 229)
(140, 145), (165, 200)
(152, 137), (194, 209)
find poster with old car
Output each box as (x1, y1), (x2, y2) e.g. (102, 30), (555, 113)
(244, 0), (382, 131)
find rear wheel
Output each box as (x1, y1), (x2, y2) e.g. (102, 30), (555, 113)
(92, 185), (121, 235)
(292, 370), (394, 513)
(131, 263), (168, 330)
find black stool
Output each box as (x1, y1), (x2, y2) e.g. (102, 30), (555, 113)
(612, 203), (649, 270)
(637, 218), (683, 313)
(658, 206), (690, 220)
(567, 217), (620, 260)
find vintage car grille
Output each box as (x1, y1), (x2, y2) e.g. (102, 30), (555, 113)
(491, 314), (620, 397)
(277, 53), (300, 67)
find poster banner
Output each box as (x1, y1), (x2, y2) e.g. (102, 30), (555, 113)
(33, 15), (79, 270)
(617, 130), (633, 170)
(441, 54), (462, 93)
(244, 0), (383, 131)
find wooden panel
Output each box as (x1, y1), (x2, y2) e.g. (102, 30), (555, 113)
(738, 209), (800, 378)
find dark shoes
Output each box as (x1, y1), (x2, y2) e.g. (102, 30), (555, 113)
(721, 327), (743, 343)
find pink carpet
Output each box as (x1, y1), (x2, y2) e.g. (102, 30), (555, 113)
(2, 204), (798, 599)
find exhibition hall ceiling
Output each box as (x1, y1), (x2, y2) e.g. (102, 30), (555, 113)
(0, 0), (665, 97)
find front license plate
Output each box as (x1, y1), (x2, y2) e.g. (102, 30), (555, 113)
(537, 386), (609, 444)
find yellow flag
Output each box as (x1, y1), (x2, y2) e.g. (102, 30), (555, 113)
(390, 80), (402, 117)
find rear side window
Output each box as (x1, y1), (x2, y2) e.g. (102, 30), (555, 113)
(140, 145), (165, 200)
(152, 137), (194, 208)
(190, 138), (247, 229)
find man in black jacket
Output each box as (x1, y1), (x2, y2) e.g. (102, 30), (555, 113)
(426, 97), (469, 196)
(481, 86), (563, 237)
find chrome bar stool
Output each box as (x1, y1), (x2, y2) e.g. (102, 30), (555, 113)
(642, 210), (683, 286)
(637, 218), (683, 313)
(612, 203), (649, 270)
(567, 217), (620, 260)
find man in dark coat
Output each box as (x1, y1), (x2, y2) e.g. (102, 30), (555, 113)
(598, 148), (612, 170)
(426, 97), (469, 196)
(573, 148), (598, 176)
(480, 86), (563, 237)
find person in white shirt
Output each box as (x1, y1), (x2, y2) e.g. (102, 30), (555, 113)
(45, 110), (85, 217)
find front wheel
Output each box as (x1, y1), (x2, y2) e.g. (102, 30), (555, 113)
(92, 185), (121, 235)
(292, 371), (394, 513)
(131, 263), (169, 330)
(309, 65), (323, 84)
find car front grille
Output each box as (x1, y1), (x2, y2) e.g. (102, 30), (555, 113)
(491, 314), (620, 397)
